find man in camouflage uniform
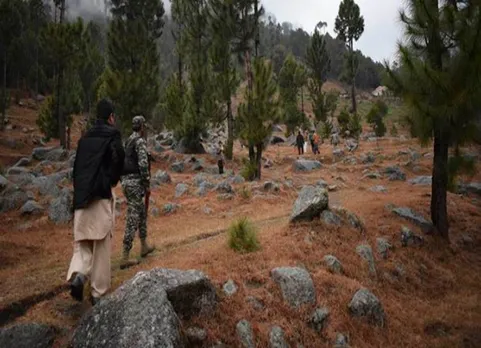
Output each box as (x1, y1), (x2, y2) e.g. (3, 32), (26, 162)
(120, 115), (155, 269)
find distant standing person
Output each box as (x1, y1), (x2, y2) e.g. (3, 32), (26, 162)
(120, 115), (155, 270)
(217, 142), (225, 175)
(313, 132), (321, 154)
(296, 131), (305, 155)
(67, 99), (125, 306)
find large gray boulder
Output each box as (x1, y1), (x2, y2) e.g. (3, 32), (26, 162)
(6, 166), (31, 176)
(290, 186), (329, 223)
(48, 188), (73, 224)
(7, 171), (35, 186)
(31, 175), (60, 197)
(0, 323), (56, 348)
(458, 182), (481, 196)
(147, 268), (217, 319)
(71, 271), (183, 348)
(292, 160), (322, 172)
(271, 267), (316, 307)
(348, 288), (385, 327)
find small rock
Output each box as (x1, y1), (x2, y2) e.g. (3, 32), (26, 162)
(345, 139), (358, 152)
(376, 238), (392, 259)
(348, 288), (385, 327)
(246, 296), (264, 311)
(293, 160), (322, 172)
(333, 148), (344, 158)
(151, 207), (160, 217)
(391, 206), (432, 231)
(269, 326), (289, 348)
(409, 176), (432, 186)
(152, 170), (171, 185)
(316, 180), (328, 189)
(271, 267), (316, 307)
(290, 186), (329, 223)
(324, 255), (343, 274)
(13, 157), (31, 167)
(356, 244), (377, 277)
(223, 279), (238, 296)
(186, 327), (207, 344)
(236, 320), (255, 348)
(263, 181), (280, 193)
(264, 159), (274, 168)
(203, 206), (213, 215)
(328, 185), (338, 192)
(217, 193), (234, 201)
(216, 181), (234, 194)
(230, 175), (246, 184)
(20, 200), (44, 215)
(458, 182), (481, 196)
(334, 333), (349, 348)
(175, 183), (188, 198)
(321, 210), (342, 226)
(362, 172), (381, 180)
(171, 161), (185, 173)
(163, 203), (180, 215)
(191, 159), (204, 171)
(360, 153), (375, 164)
(384, 166), (406, 181)
(401, 226), (424, 247)
(370, 185), (387, 193)
(309, 307), (330, 332)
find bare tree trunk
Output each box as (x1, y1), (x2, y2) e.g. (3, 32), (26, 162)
(245, 50), (255, 167)
(431, 128), (449, 239)
(350, 41), (357, 114)
(226, 98), (234, 160)
(301, 87), (304, 114)
(255, 143), (262, 180)
(57, 0), (66, 148)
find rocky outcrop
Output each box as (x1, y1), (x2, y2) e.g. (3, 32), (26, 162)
(292, 160), (322, 172)
(48, 188), (73, 224)
(290, 186), (329, 222)
(0, 323), (56, 348)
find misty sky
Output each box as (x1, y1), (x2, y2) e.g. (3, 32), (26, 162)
(263, 0), (403, 63)
(68, 0), (403, 63)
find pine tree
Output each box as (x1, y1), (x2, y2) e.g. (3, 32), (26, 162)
(209, 0), (241, 159)
(385, 0), (481, 239)
(238, 58), (279, 180)
(306, 26), (337, 125)
(106, 0), (165, 133)
(278, 54), (307, 134)
(335, 0), (364, 114)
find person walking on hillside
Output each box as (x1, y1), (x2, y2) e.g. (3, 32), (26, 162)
(67, 99), (125, 306)
(216, 141), (225, 175)
(313, 132), (321, 154)
(296, 130), (305, 155)
(120, 115), (155, 270)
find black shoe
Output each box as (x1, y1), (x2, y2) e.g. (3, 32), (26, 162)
(91, 296), (101, 306)
(70, 273), (86, 302)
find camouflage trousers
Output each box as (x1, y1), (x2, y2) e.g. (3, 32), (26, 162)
(121, 179), (147, 253)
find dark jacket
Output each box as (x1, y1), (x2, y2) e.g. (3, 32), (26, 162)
(121, 136), (140, 176)
(73, 121), (125, 210)
(296, 134), (305, 147)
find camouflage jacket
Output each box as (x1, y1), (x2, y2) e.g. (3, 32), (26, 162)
(121, 132), (150, 190)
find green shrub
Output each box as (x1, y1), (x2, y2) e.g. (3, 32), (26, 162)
(241, 158), (257, 181)
(390, 123), (398, 137)
(373, 115), (387, 137)
(227, 217), (260, 253)
(318, 120), (333, 140)
(337, 108), (350, 135)
(240, 185), (252, 200)
(348, 113), (363, 139)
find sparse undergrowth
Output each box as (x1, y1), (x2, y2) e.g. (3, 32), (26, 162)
(227, 217), (260, 253)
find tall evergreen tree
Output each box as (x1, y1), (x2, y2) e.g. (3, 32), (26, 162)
(238, 58), (279, 180)
(385, 0), (481, 239)
(278, 54), (307, 134)
(106, 0), (165, 132)
(335, 0), (364, 114)
(306, 25), (337, 125)
(209, 0), (241, 160)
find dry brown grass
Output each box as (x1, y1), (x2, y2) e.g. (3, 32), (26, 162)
(1, 103), (481, 347)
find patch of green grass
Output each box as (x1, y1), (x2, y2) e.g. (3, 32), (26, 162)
(239, 185), (252, 200)
(227, 217), (260, 253)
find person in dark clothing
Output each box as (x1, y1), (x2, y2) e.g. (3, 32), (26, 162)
(296, 131), (305, 155)
(67, 99), (125, 306)
(216, 142), (225, 174)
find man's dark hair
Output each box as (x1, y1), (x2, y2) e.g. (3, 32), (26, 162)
(97, 98), (114, 121)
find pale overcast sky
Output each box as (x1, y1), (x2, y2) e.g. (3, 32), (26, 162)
(262, 0), (404, 63)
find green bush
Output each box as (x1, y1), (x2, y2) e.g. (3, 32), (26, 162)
(337, 108), (350, 135)
(318, 120), (333, 140)
(241, 158), (257, 181)
(390, 123), (398, 137)
(373, 115), (387, 137)
(348, 113), (363, 139)
(227, 217), (260, 253)
(240, 185), (252, 200)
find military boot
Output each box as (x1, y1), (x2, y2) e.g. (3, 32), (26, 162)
(140, 239), (155, 258)
(120, 250), (139, 270)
